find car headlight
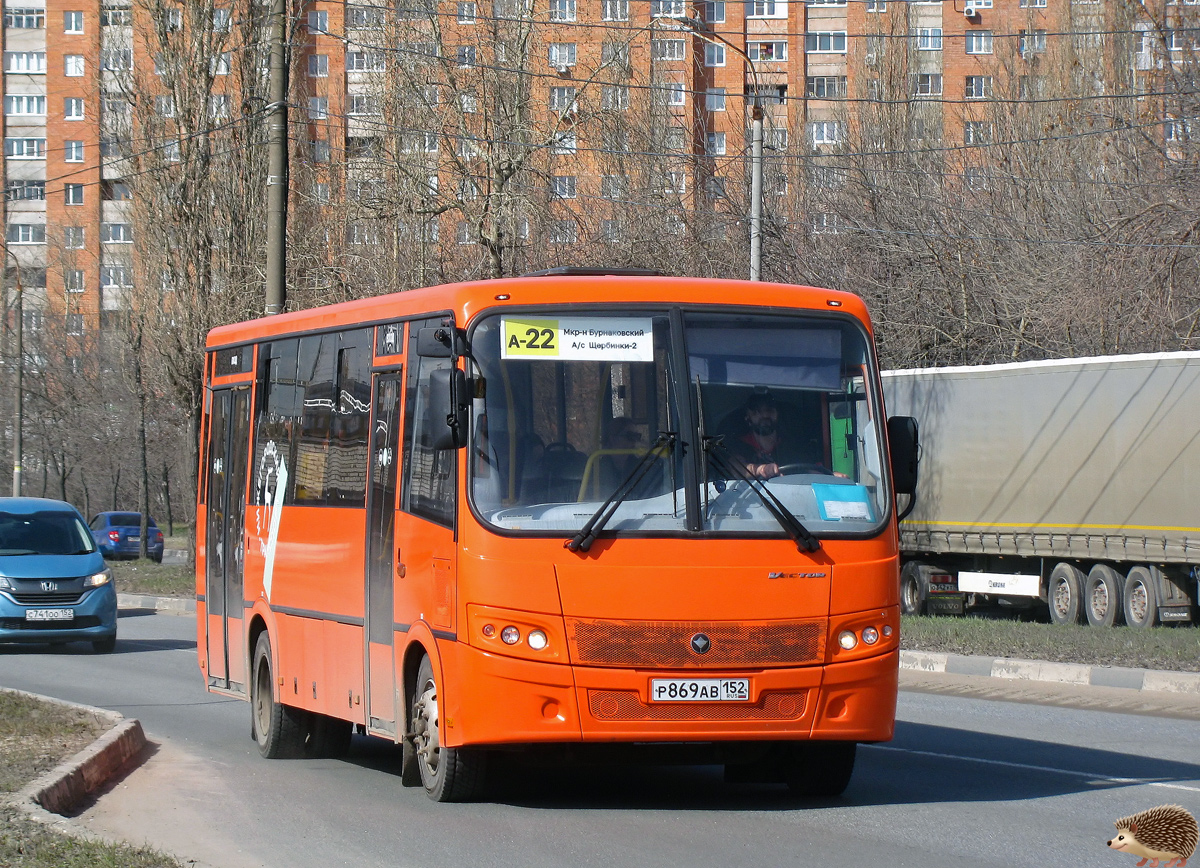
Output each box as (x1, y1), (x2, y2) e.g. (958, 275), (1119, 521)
(84, 569), (112, 588)
(0, 576), (11, 590)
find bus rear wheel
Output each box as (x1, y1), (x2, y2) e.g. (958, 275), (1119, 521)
(785, 741), (857, 797)
(251, 633), (308, 759)
(410, 655), (486, 802)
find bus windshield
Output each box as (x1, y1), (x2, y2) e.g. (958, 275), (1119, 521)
(468, 308), (888, 538)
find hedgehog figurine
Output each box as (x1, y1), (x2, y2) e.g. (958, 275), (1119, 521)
(1108, 805), (1199, 868)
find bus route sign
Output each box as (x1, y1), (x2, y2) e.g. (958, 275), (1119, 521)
(500, 317), (655, 362)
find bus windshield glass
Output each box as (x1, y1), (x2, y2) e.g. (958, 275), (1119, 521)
(468, 309), (888, 537)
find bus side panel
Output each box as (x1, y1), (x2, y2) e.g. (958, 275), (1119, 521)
(828, 548), (901, 615)
(195, 502), (208, 675)
(324, 620), (366, 725)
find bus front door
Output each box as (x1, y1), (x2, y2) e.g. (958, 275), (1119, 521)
(204, 387), (251, 694)
(365, 372), (403, 735)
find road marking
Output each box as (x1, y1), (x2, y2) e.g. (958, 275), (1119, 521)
(866, 744), (1200, 793)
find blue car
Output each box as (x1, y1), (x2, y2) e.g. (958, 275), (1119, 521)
(0, 497), (118, 653)
(89, 511), (164, 562)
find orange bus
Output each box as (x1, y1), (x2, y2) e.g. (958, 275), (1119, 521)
(196, 269), (918, 801)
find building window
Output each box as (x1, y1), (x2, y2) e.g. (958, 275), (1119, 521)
(211, 7), (231, 30)
(550, 0), (576, 20)
(965, 31), (993, 54)
(651, 0), (686, 14)
(101, 6), (132, 26)
(601, 42), (630, 69)
(549, 221), (578, 243)
(964, 75), (992, 99)
(915, 28), (943, 50)
(706, 88), (726, 111)
(308, 55), (329, 77)
(64, 54), (84, 75)
(664, 171), (686, 194)
(811, 213), (839, 234)
(964, 121), (991, 145)
(808, 120), (842, 145)
(5, 95), (46, 116)
(64, 10), (83, 31)
(306, 97), (328, 120)
(552, 176), (577, 198)
(549, 86), (577, 112)
(1019, 29), (1047, 55)
(661, 82), (686, 105)
(5, 138), (45, 158)
(806, 76), (846, 98)
(704, 0), (726, 20)
(102, 180), (132, 200)
(347, 51), (385, 71)
(706, 132), (726, 155)
(351, 94), (380, 115)
(747, 0), (787, 17)
(207, 95), (230, 119)
(5, 8), (45, 28)
(6, 224), (46, 243)
(651, 40), (686, 61)
(65, 184), (84, 205)
(766, 128), (788, 149)
(602, 86), (629, 110)
(100, 48), (132, 70)
(601, 220), (621, 243)
(808, 0), (847, 5)
(155, 95), (175, 117)
(748, 41), (787, 61)
(5, 181), (45, 201)
(64, 97), (84, 119)
(66, 314), (84, 335)
(601, 175), (627, 199)
(805, 32), (847, 53)
(912, 73), (942, 96)
(66, 270), (85, 293)
(552, 130), (577, 154)
(101, 266), (131, 287)
(347, 6), (383, 27)
(866, 0), (886, 10)
(456, 1), (476, 22)
(601, 0), (629, 20)
(310, 140), (331, 162)
(548, 43), (575, 68)
(1019, 0), (1047, 6)
(307, 10), (328, 31)
(102, 222), (133, 242)
(65, 226), (85, 248)
(5, 51), (46, 73)
(65, 140), (84, 161)
(704, 43), (725, 66)
(704, 176), (727, 199)
(664, 126), (687, 150)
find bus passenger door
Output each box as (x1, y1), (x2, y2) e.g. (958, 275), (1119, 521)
(204, 387), (251, 694)
(365, 372), (403, 735)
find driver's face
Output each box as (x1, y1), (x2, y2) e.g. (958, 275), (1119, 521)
(746, 404), (778, 435)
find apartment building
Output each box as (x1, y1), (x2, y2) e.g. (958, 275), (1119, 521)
(2, 0), (1186, 337)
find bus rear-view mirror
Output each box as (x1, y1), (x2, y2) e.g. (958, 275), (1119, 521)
(429, 367), (468, 450)
(887, 416), (919, 496)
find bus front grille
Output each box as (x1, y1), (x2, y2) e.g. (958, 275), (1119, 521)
(587, 689), (808, 721)
(567, 618), (826, 668)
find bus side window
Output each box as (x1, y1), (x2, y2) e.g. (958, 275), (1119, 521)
(402, 322), (456, 527)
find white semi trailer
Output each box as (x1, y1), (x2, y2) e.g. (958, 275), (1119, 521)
(882, 352), (1200, 628)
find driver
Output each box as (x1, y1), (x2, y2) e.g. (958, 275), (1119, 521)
(729, 392), (819, 479)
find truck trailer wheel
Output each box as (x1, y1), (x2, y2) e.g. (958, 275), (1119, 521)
(1084, 564), (1124, 628)
(900, 562), (928, 616)
(1123, 566), (1159, 629)
(1047, 563), (1085, 625)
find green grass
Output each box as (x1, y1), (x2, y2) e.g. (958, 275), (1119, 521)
(901, 614), (1200, 672)
(0, 692), (182, 868)
(108, 560), (193, 598)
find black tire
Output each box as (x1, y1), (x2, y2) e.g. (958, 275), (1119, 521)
(251, 633), (308, 758)
(307, 713), (353, 758)
(900, 562), (928, 616)
(410, 655), (486, 802)
(1123, 566), (1159, 629)
(785, 742), (857, 797)
(92, 635), (117, 653)
(1047, 563), (1086, 625)
(1084, 564), (1124, 628)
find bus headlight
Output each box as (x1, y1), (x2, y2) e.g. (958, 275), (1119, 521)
(838, 630), (858, 650)
(527, 630), (548, 651)
(862, 626), (879, 645)
(501, 626), (521, 645)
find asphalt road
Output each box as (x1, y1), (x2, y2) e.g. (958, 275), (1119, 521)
(1, 609), (1198, 868)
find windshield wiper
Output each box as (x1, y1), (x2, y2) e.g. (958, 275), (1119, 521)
(703, 437), (822, 553)
(566, 432), (676, 554)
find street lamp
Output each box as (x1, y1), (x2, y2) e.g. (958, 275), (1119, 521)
(4, 246), (21, 496)
(665, 16), (765, 281)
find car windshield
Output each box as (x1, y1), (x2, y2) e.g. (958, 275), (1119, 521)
(0, 510), (97, 555)
(468, 308), (889, 538)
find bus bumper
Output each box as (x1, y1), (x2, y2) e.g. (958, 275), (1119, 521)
(441, 643), (897, 747)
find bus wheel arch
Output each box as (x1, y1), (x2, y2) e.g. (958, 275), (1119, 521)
(251, 631), (308, 758)
(406, 651), (486, 802)
(399, 641), (432, 787)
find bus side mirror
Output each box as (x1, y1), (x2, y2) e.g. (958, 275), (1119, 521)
(887, 416), (919, 496)
(428, 367), (468, 450)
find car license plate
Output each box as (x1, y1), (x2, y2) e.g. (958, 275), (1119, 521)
(128, 535), (140, 543)
(649, 678), (750, 702)
(26, 608), (74, 621)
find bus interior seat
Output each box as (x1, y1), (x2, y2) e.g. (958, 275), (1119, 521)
(541, 442), (587, 503)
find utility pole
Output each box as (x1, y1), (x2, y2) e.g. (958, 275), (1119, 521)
(264, 0), (289, 316)
(10, 261), (21, 497)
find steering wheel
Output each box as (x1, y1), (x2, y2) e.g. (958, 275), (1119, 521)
(775, 463), (826, 476)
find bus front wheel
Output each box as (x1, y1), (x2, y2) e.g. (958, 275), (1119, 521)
(410, 655), (486, 802)
(251, 633), (308, 759)
(785, 741), (857, 797)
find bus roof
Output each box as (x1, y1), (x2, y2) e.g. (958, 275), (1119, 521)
(205, 275), (871, 350)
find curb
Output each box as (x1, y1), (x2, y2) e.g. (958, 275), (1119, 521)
(118, 593), (195, 614)
(3, 688), (147, 824)
(900, 650), (1200, 696)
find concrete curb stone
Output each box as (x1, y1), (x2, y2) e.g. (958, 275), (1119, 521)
(2, 687), (147, 827)
(899, 650), (1200, 695)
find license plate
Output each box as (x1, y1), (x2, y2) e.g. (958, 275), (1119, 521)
(650, 678), (750, 702)
(26, 608), (74, 621)
(128, 536), (140, 543)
